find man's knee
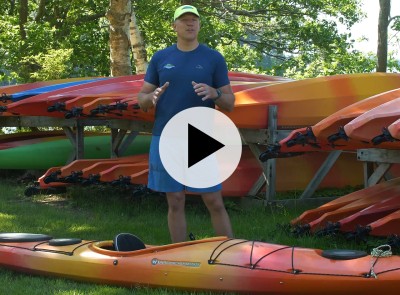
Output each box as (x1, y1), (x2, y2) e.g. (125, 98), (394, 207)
(167, 192), (185, 212)
(202, 193), (225, 212)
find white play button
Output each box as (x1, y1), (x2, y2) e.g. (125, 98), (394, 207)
(159, 107), (242, 189)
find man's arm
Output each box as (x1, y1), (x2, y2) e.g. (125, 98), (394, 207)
(213, 84), (235, 112)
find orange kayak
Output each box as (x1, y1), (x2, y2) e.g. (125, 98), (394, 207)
(364, 209), (400, 237)
(35, 145), (364, 196)
(260, 86), (400, 158)
(0, 233), (399, 294)
(224, 72), (400, 129)
(326, 195), (400, 234)
(313, 87), (400, 140)
(42, 154), (149, 184)
(387, 118), (400, 140)
(86, 81), (275, 120)
(291, 177), (400, 226)
(259, 125), (400, 160)
(46, 80), (144, 118)
(301, 192), (400, 233)
(344, 97), (400, 144)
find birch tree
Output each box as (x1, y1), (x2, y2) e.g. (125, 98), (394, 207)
(107, 0), (132, 76)
(129, 11), (147, 74)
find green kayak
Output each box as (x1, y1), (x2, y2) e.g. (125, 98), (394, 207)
(0, 134), (151, 169)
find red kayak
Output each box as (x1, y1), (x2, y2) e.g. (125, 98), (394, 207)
(365, 209), (400, 237)
(3, 76), (144, 116)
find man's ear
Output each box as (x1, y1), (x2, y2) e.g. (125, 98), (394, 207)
(172, 22), (177, 31)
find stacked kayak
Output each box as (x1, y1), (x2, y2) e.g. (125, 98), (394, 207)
(30, 147), (272, 197)
(0, 129), (363, 194)
(0, 77), (106, 110)
(225, 72), (400, 129)
(1, 72), (376, 193)
(3, 72), (400, 130)
(344, 97), (400, 145)
(291, 177), (400, 238)
(0, 132), (151, 170)
(28, 145), (365, 197)
(0, 72), (280, 117)
(259, 87), (400, 160)
(0, 232), (399, 294)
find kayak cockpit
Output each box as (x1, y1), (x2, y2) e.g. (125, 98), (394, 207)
(91, 236), (228, 256)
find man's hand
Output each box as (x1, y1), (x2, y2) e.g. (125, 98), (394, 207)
(192, 81), (218, 101)
(152, 82), (170, 106)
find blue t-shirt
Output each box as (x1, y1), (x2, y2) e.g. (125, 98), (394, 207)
(144, 44), (230, 135)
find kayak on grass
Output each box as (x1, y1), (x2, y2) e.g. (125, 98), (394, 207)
(0, 232), (399, 294)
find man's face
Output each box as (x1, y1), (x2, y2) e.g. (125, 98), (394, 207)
(173, 13), (200, 41)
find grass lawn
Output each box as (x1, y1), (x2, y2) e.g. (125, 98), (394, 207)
(0, 174), (391, 294)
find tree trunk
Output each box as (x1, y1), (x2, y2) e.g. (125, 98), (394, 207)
(107, 0), (132, 76)
(35, 0), (46, 22)
(19, 0), (28, 39)
(129, 11), (147, 74)
(377, 0), (390, 72)
(9, 0), (16, 15)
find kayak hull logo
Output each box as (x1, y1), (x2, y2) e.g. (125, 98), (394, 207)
(151, 258), (201, 268)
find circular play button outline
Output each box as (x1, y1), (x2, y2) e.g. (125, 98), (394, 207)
(159, 107), (242, 189)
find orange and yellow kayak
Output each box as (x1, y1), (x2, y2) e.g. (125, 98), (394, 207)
(0, 233), (399, 294)
(225, 72), (400, 129)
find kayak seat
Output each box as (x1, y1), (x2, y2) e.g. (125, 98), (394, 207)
(113, 233), (146, 252)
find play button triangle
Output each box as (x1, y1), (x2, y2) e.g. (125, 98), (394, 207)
(188, 124), (225, 168)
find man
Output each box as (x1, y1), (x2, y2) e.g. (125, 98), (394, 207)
(138, 5), (235, 243)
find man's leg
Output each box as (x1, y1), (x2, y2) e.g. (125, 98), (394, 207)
(166, 191), (187, 243)
(202, 191), (233, 238)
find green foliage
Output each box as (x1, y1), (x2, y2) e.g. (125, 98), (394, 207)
(25, 49), (73, 80)
(0, 0), (398, 83)
(133, 0), (395, 79)
(0, 0), (110, 83)
(283, 49), (377, 79)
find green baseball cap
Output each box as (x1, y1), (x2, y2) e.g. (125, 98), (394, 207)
(173, 5), (200, 21)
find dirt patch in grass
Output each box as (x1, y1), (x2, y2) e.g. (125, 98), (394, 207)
(34, 195), (70, 208)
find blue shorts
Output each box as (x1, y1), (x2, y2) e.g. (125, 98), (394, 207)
(148, 136), (222, 193)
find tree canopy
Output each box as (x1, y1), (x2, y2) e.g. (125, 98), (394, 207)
(0, 0), (398, 84)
